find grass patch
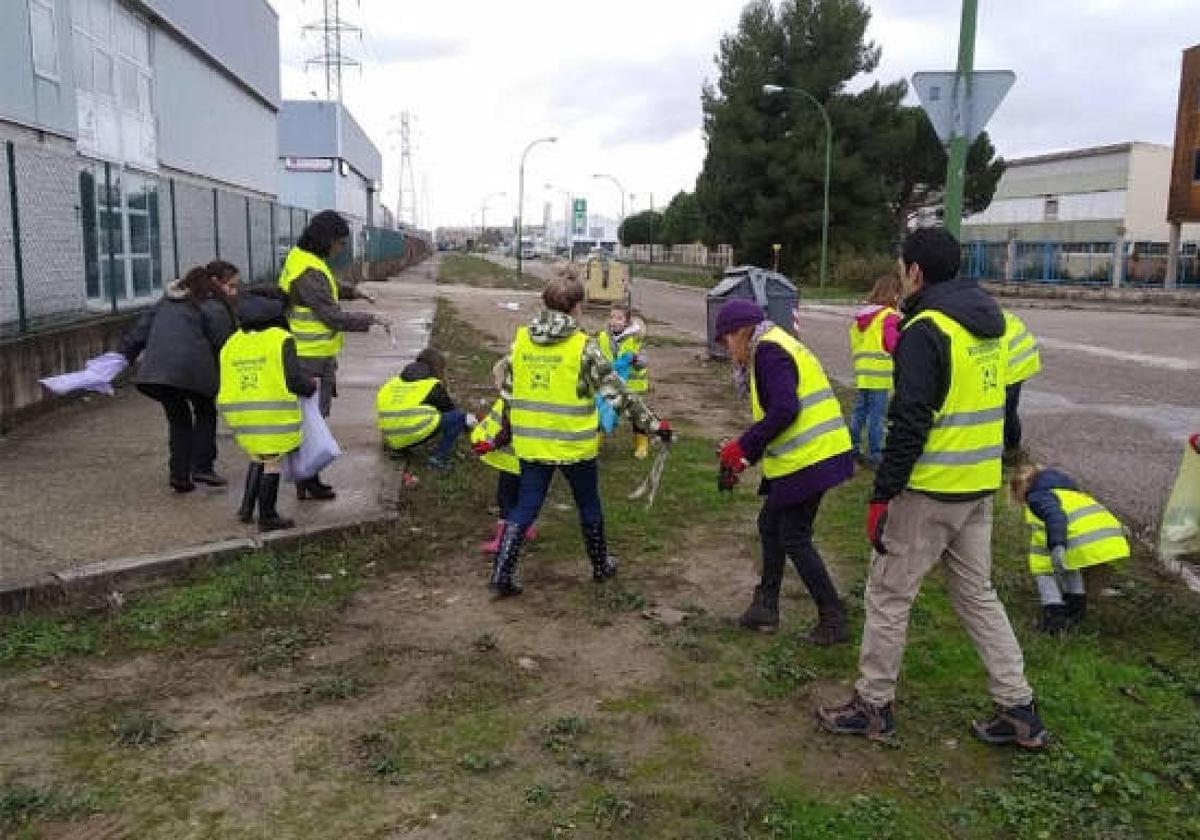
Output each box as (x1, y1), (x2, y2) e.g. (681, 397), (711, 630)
(438, 252), (543, 290)
(0, 784), (101, 834)
(111, 712), (176, 749)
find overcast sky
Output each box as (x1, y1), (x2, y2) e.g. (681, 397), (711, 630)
(270, 0), (1196, 229)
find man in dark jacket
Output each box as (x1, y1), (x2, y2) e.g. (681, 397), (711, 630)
(817, 227), (1049, 750)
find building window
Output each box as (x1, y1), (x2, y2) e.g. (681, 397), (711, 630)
(1044, 197), (1059, 221)
(80, 161), (162, 306)
(29, 0), (60, 80)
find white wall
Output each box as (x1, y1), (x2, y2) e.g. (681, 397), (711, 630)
(153, 30), (277, 196)
(965, 191), (1127, 226)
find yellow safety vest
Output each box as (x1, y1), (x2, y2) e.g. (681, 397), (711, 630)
(750, 326), (852, 480)
(598, 330), (648, 393)
(217, 328), (302, 456)
(1003, 310), (1041, 385)
(278, 247), (345, 359)
(1025, 488), (1129, 576)
(847, 307), (896, 391)
(470, 397), (520, 475)
(376, 376), (441, 451)
(509, 326), (598, 464)
(905, 310), (1005, 494)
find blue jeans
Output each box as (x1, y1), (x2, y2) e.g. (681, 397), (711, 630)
(849, 389), (888, 461)
(431, 409), (466, 460)
(508, 458), (602, 530)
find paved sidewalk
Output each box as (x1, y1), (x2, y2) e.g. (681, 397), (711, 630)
(0, 258), (439, 591)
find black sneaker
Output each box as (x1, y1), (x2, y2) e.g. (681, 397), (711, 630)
(971, 702), (1050, 750)
(1039, 604), (1069, 635)
(816, 693), (895, 742)
(192, 470), (228, 487)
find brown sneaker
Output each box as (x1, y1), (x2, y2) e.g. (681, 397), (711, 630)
(971, 701), (1050, 750)
(816, 693), (895, 742)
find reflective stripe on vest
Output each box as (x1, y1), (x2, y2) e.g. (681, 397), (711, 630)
(278, 247), (345, 359)
(470, 397), (520, 475)
(750, 326), (851, 480)
(599, 330), (648, 393)
(847, 307), (895, 390)
(1025, 488), (1129, 575)
(217, 327), (302, 456)
(1003, 310), (1041, 384)
(510, 327), (598, 463)
(376, 376), (440, 450)
(905, 310), (1005, 493)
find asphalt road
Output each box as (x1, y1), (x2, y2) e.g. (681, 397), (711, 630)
(488, 254), (1200, 534)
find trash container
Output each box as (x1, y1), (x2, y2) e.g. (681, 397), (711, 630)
(705, 265), (799, 356)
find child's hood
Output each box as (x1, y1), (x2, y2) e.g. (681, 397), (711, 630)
(854, 305), (885, 331)
(527, 309), (580, 345)
(1028, 468), (1079, 498)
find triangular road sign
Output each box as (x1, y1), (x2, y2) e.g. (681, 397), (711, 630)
(912, 70), (1016, 145)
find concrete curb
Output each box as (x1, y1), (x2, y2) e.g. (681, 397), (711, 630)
(984, 282), (1200, 316)
(0, 511), (401, 614)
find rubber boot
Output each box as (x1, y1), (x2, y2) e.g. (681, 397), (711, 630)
(480, 520), (505, 554)
(808, 600), (849, 646)
(524, 524), (539, 542)
(488, 522), (525, 597)
(633, 433), (650, 460)
(257, 473), (294, 532)
(738, 586), (779, 633)
(296, 476), (336, 501)
(582, 522), (618, 581)
(1039, 603), (1069, 635)
(237, 462), (264, 524)
(1063, 593), (1087, 628)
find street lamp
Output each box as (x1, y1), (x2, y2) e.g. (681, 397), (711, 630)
(763, 83), (832, 289)
(591, 173), (627, 223)
(480, 191), (506, 251)
(545, 183), (572, 257)
(517, 135), (558, 276)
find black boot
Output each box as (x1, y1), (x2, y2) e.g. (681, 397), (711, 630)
(738, 586), (780, 632)
(581, 522), (617, 582)
(1039, 603), (1069, 635)
(489, 522), (525, 597)
(257, 473), (294, 532)
(808, 600), (849, 646)
(1063, 593), (1087, 628)
(237, 462), (264, 523)
(296, 476), (336, 501)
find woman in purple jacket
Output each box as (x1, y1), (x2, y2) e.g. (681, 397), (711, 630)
(714, 300), (855, 643)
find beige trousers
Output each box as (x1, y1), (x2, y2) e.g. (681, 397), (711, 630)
(855, 491), (1033, 708)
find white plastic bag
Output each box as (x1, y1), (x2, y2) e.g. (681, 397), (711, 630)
(1159, 442), (1200, 564)
(280, 395), (342, 482)
(39, 351), (129, 396)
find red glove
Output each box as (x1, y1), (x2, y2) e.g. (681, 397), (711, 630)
(1190, 433), (1200, 455)
(866, 501), (890, 555)
(655, 419), (674, 442)
(719, 439), (748, 474)
(471, 439), (496, 456)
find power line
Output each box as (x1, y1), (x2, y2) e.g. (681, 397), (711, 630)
(390, 111), (419, 228)
(301, 0), (361, 102)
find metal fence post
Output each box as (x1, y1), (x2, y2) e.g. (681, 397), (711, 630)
(105, 162), (118, 314)
(169, 178), (180, 281)
(212, 187), (220, 257)
(5, 141), (29, 333)
(244, 196), (253, 282)
(269, 201), (276, 275)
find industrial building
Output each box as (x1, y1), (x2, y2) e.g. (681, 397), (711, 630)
(961, 142), (1200, 285)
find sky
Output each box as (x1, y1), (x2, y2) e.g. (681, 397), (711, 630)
(270, 0), (1197, 230)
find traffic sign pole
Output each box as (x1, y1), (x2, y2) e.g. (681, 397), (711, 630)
(943, 0), (978, 237)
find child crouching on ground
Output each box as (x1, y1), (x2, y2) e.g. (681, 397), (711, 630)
(847, 274), (901, 469)
(1010, 463), (1130, 634)
(597, 302), (651, 458)
(471, 359), (537, 552)
(376, 348), (469, 470)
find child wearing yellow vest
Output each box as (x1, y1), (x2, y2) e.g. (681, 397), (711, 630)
(218, 287), (317, 532)
(847, 274), (901, 469)
(1011, 463), (1130, 634)
(376, 348), (469, 470)
(597, 303), (651, 458)
(470, 360), (538, 553)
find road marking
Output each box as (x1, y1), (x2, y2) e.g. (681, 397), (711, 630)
(1037, 337), (1200, 372)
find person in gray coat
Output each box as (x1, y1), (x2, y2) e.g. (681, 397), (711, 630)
(120, 265), (236, 492)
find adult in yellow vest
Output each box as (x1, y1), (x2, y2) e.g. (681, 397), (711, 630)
(847, 274), (902, 468)
(819, 228), (1050, 750)
(1001, 309), (1041, 462)
(1010, 463), (1128, 633)
(375, 349), (468, 469)
(218, 288), (317, 531)
(485, 268), (672, 597)
(713, 300), (854, 644)
(597, 302), (651, 458)
(278, 210), (390, 500)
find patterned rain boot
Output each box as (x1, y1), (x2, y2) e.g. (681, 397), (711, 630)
(582, 522), (618, 581)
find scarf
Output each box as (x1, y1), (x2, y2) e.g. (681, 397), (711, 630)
(732, 320), (775, 398)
